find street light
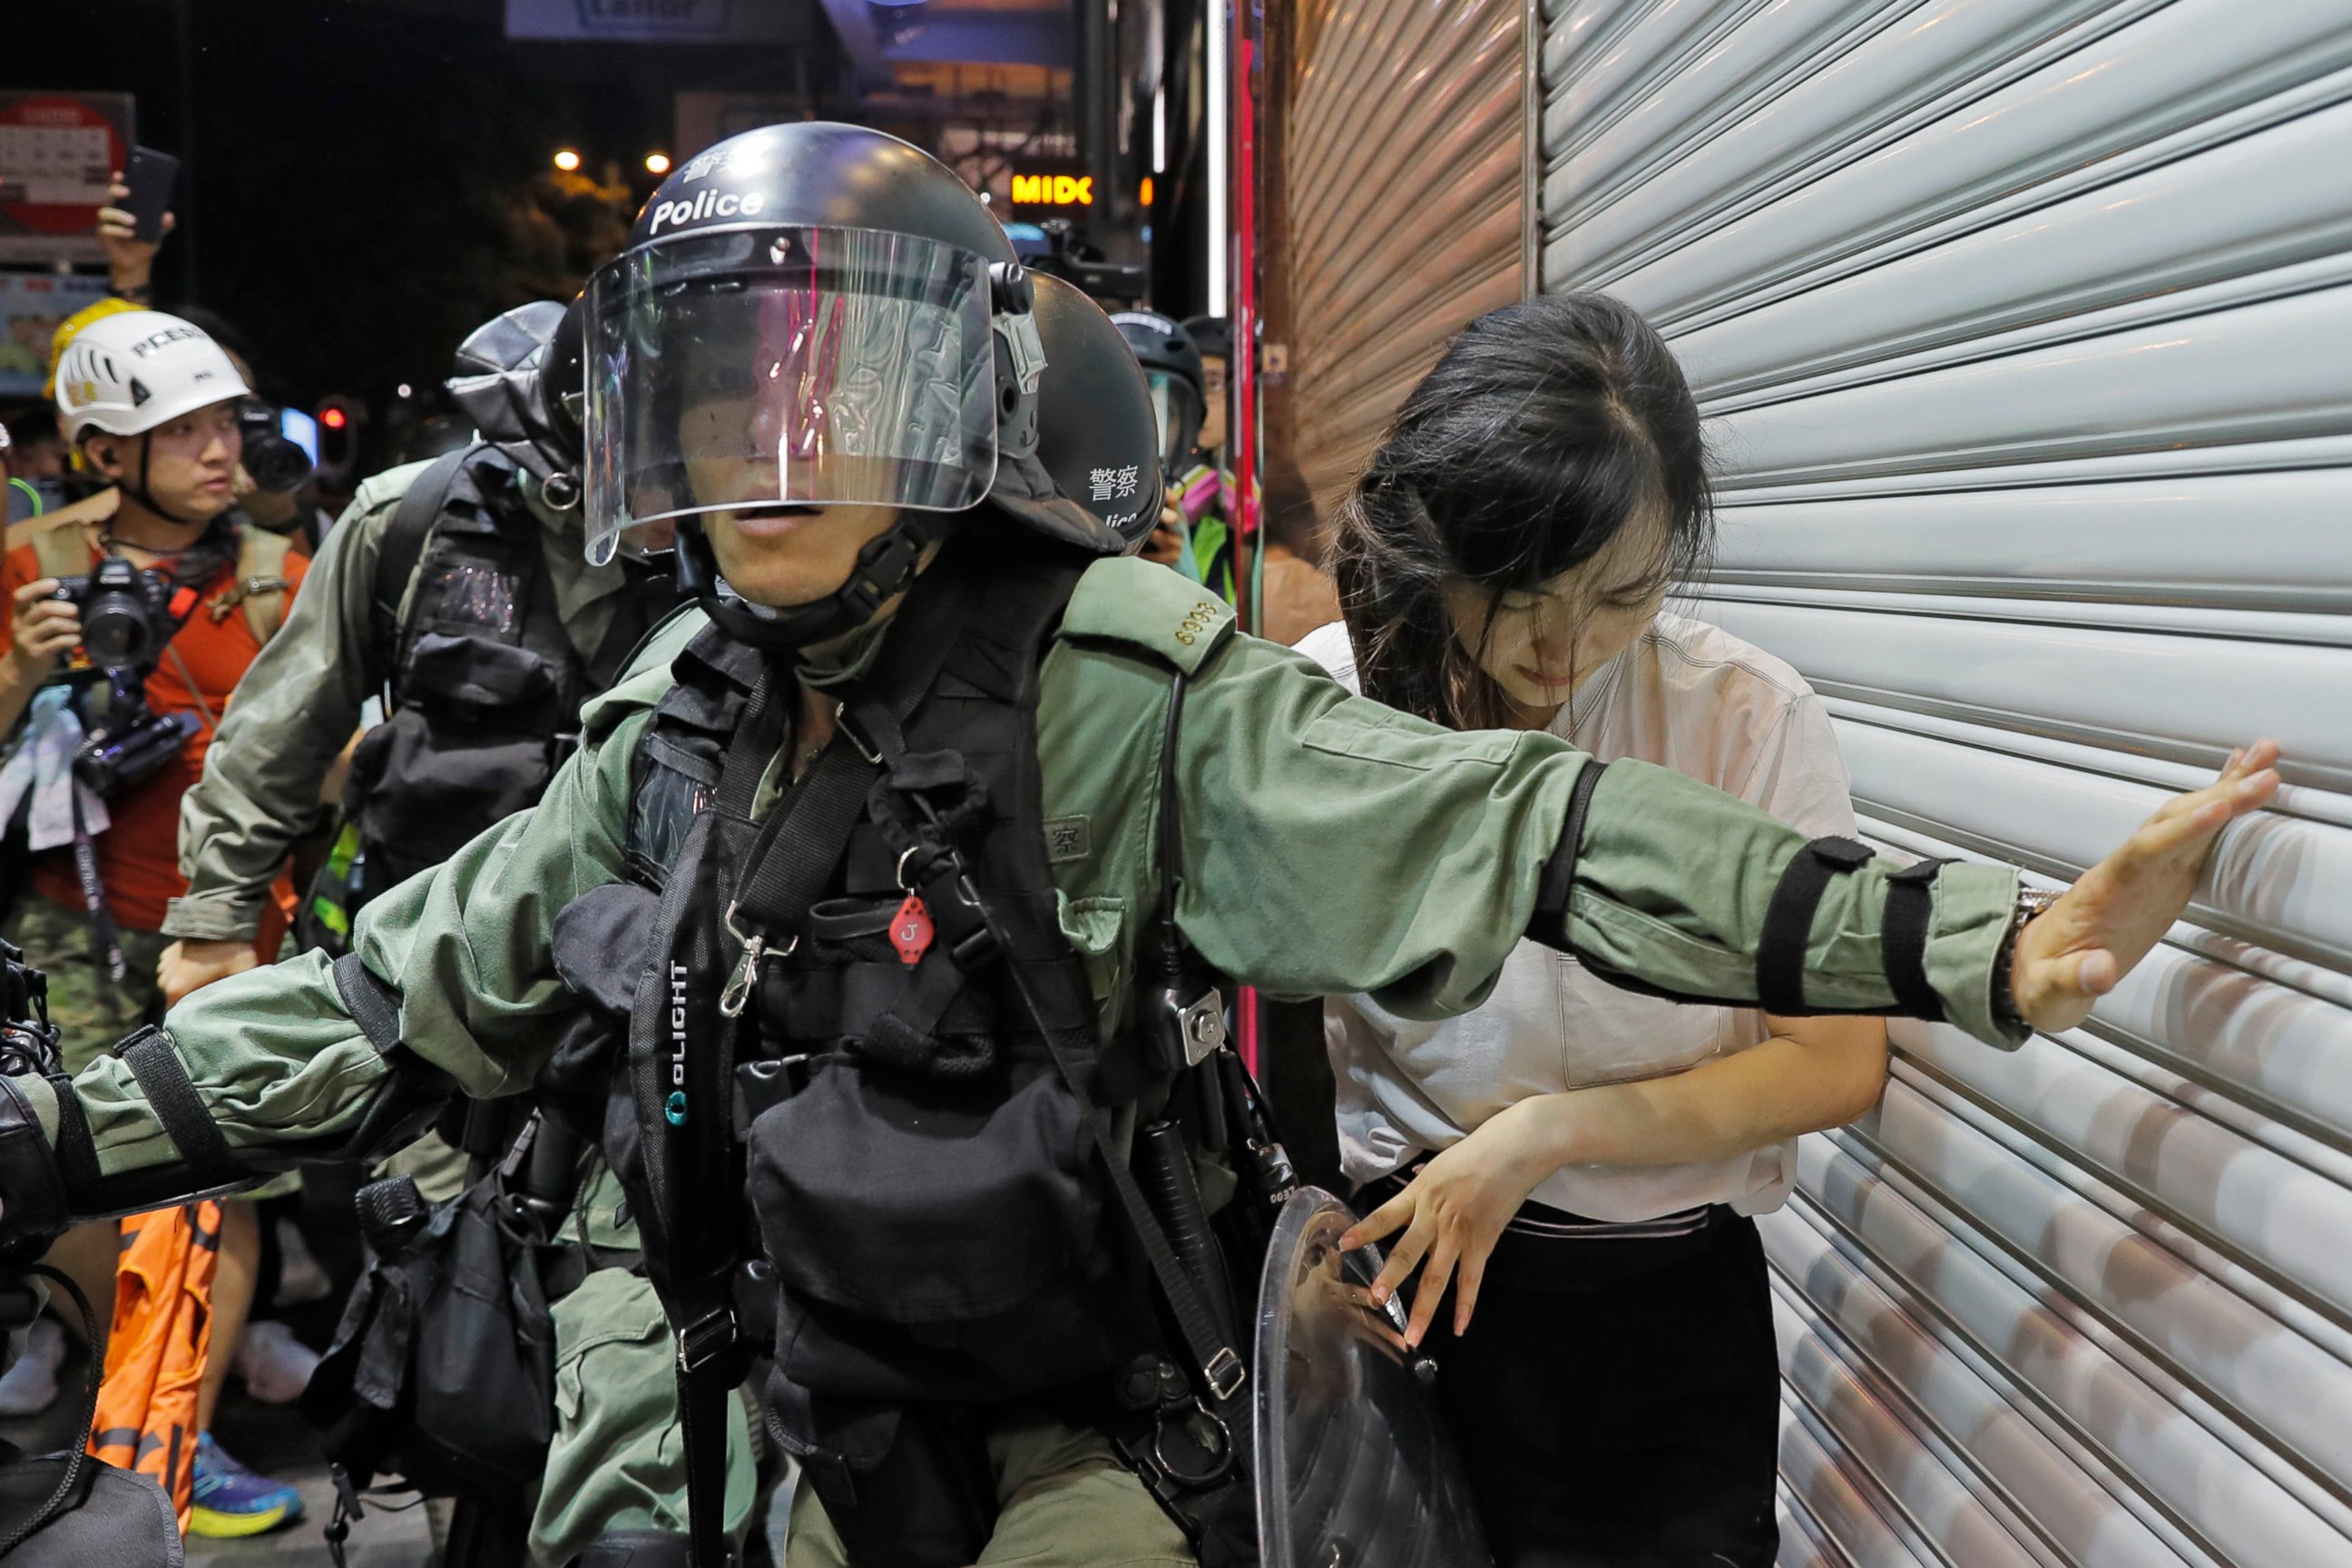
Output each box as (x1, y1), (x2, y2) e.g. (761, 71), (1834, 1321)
(553, 148), (583, 172)
(645, 152), (672, 175)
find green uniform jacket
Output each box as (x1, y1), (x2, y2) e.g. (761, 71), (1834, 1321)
(161, 457), (639, 945)
(32, 557), (2024, 1181)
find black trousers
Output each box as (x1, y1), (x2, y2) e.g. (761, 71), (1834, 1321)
(1414, 1206), (1781, 1568)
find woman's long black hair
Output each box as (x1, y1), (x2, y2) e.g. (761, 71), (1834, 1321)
(1330, 292), (1715, 731)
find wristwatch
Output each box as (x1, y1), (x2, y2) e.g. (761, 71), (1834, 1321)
(1991, 884), (2065, 1030)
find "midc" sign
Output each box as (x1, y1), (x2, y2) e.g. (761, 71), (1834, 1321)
(1010, 172), (1094, 207)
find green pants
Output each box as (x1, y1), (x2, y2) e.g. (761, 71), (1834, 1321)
(784, 1411), (1196, 1568)
(528, 1161), (760, 1567)
(5, 893), (168, 1074)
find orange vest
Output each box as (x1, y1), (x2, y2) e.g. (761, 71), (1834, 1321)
(88, 1200), (221, 1529)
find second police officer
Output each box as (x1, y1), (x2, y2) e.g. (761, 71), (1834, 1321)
(159, 299), (679, 994)
(148, 299), (744, 1563)
(0, 123), (2280, 1568)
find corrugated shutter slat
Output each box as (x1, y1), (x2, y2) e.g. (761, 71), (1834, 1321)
(1285, 0), (1524, 515)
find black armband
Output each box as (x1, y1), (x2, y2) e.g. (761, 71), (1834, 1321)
(1756, 837), (1877, 1014)
(1527, 760), (1608, 952)
(25, 956), (457, 1220)
(1880, 859), (1951, 1021)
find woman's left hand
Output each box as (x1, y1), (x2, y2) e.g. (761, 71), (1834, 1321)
(1338, 1096), (1564, 1346)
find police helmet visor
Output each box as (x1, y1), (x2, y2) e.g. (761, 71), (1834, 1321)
(584, 225), (999, 566)
(1142, 371), (1201, 475)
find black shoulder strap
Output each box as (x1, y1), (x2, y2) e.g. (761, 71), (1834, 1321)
(371, 445), (477, 682)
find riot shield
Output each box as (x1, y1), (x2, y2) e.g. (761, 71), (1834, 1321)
(1252, 1189), (1493, 1568)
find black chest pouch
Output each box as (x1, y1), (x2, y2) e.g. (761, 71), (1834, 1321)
(604, 541), (1278, 1568)
(694, 555), (1149, 1405)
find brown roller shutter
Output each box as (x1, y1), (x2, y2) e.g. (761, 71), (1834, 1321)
(1282, 0), (1526, 518)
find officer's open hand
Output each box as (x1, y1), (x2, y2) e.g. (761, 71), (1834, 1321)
(158, 939), (260, 1006)
(2013, 740), (2280, 1034)
(7, 579), (81, 679)
(1337, 1096), (1559, 1348)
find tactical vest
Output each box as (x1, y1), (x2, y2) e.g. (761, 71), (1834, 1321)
(344, 446), (663, 900)
(569, 528), (1268, 1568)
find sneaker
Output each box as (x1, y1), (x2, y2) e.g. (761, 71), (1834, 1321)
(187, 1432), (304, 1538)
(233, 1319), (321, 1405)
(0, 1317), (66, 1418)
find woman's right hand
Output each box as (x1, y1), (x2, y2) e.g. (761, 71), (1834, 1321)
(7, 579), (80, 681)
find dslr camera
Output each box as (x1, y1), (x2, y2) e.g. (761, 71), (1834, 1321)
(48, 556), (174, 669)
(46, 562), (203, 797)
(235, 400), (314, 494)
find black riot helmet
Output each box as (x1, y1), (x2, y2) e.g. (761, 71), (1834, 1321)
(447, 300), (583, 505)
(589, 122), (1119, 648)
(1111, 311), (1205, 475)
(1182, 314), (1232, 366)
(1034, 277), (1162, 549)
(540, 292), (587, 462)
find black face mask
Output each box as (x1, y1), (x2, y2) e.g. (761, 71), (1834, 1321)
(672, 513), (943, 652)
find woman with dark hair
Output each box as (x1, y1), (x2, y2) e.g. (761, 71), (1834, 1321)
(1298, 292), (1883, 1566)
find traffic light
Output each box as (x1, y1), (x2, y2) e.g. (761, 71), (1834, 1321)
(315, 395), (364, 486)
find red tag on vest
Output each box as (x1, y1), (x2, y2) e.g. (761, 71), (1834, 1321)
(890, 893), (935, 966)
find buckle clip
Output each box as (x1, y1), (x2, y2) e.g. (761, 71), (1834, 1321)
(833, 708), (883, 766)
(1203, 1346), (1246, 1403)
(677, 1304), (738, 1376)
(720, 903), (796, 1020)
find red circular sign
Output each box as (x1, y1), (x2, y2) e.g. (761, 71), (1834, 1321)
(1, 96), (129, 235)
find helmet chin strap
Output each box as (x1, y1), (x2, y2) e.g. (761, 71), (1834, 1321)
(674, 511), (945, 652)
(116, 431), (222, 530)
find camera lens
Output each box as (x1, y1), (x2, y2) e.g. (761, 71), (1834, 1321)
(80, 592), (156, 668)
(237, 404), (313, 494)
(244, 433), (312, 493)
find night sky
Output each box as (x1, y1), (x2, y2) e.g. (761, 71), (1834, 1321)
(6, 0), (834, 449)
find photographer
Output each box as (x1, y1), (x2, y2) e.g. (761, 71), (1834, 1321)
(0, 308), (311, 1536)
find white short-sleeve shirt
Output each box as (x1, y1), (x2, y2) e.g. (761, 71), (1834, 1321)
(1295, 612), (1859, 1222)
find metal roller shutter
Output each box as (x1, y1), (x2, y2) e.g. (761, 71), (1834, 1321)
(1282, 0), (1525, 518)
(1537, 3), (2352, 1563)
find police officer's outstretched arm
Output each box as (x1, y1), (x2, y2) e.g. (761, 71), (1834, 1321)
(161, 476), (414, 992)
(1145, 610), (2278, 1045)
(0, 687), (650, 1240)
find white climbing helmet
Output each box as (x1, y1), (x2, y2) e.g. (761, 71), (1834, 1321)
(52, 309), (251, 442)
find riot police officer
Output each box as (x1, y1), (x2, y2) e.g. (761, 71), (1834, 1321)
(158, 299), (678, 996)
(0, 124), (2278, 1568)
